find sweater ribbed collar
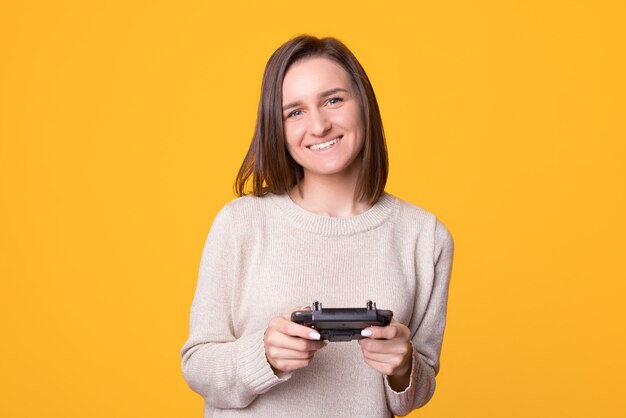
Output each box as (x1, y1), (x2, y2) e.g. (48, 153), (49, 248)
(269, 192), (398, 236)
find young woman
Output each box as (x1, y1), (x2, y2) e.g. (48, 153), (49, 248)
(181, 35), (454, 417)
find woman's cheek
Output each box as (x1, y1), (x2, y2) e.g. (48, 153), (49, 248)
(285, 124), (306, 148)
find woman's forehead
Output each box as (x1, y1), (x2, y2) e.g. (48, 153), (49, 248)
(282, 57), (352, 100)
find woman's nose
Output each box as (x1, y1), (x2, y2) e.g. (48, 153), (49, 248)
(308, 109), (331, 136)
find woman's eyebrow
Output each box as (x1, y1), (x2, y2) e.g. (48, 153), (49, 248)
(319, 87), (349, 98)
(282, 88), (350, 111)
(282, 101), (301, 112)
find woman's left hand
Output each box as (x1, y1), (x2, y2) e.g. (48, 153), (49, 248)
(358, 319), (412, 389)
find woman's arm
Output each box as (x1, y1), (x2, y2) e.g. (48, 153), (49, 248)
(382, 219), (455, 416)
(180, 205), (289, 409)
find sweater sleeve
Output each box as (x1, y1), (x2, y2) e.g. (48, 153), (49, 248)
(180, 204), (291, 409)
(384, 219), (454, 416)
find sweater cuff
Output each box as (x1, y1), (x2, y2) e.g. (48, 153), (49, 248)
(383, 343), (421, 415)
(237, 328), (293, 394)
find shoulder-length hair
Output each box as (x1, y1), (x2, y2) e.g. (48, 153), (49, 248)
(234, 35), (388, 204)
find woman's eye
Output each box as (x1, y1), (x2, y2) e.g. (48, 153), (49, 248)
(287, 110), (303, 119)
(328, 97), (344, 105)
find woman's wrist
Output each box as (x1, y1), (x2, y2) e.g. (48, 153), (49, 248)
(387, 341), (413, 392)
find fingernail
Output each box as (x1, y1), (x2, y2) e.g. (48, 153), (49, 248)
(361, 329), (373, 337)
(309, 331), (321, 340)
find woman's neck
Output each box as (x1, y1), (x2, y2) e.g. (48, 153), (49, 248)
(288, 172), (372, 218)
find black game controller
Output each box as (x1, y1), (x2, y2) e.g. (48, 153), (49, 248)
(291, 301), (393, 342)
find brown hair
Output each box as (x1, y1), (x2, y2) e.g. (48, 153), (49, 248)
(234, 35), (388, 204)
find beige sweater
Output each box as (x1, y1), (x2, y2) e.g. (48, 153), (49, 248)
(181, 192), (454, 417)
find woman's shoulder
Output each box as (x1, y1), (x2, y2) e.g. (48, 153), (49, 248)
(204, 194), (276, 240)
(220, 194), (271, 217)
(213, 193), (281, 223)
(391, 194), (430, 216)
(388, 193), (438, 223)
(388, 193), (453, 244)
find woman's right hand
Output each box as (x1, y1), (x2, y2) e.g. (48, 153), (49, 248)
(264, 306), (327, 373)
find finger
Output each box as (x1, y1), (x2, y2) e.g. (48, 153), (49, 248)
(266, 329), (326, 352)
(361, 324), (398, 340)
(361, 350), (405, 366)
(361, 320), (410, 340)
(281, 306), (320, 340)
(358, 337), (409, 355)
(269, 316), (322, 340)
(269, 358), (314, 373)
(265, 346), (315, 361)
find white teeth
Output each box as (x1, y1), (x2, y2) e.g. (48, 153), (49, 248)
(309, 137), (340, 151)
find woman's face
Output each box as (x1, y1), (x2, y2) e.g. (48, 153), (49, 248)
(281, 57), (365, 181)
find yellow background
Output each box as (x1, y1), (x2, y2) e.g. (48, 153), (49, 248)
(1, 1), (625, 417)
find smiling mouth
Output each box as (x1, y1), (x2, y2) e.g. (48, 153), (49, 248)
(307, 136), (342, 151)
